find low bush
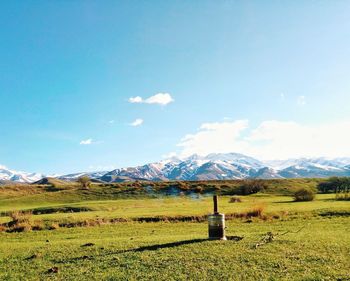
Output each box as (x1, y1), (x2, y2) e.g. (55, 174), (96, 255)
(31, 221), (45, 231)
(246, 205), (265, 218)
(6, 211), (35, 232)
(77, 176), (91, 190)
(8, 211), (32, 226)
(239, 180), (267, 195)
(335, 191), (350, 201)
(318, 177), (350, 193)
(225, 205), (267, 220)
(49, 223), (60, 230)
(176, 182), (190, 191)
(9, 223), (32, 232)
(293, 188), (315, 202)
(229, 196), (242, 203)
(0, 225), (6, 232)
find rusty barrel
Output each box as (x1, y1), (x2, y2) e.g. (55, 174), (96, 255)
(208, 213), (226, 240)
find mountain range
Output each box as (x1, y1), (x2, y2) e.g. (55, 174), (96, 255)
(1, 153), (350, 184)
(0, 165), (43, 184)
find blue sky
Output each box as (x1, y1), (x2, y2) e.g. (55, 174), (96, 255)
(1, 1), (350, 174)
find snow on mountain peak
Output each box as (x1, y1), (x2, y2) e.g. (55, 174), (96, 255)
(2, 153), (350, 184)
(0, 165), (44, 183)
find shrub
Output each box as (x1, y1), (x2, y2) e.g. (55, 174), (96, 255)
(0, 225), (6, 232)
(7, 211), (33, 232)
(335, 190), (350, 201)
(318, 177), (350, 193)
(177, 182), (190, 191)
(225, 205), (266, 219)
(77, 176), (91, 189)
(10, 223), (32, 232)
(194, 186), (203, 193)
(229, 196), (242, 203)
(31, 221), (45, 231)
(133, 181), (142, 188)
(293, 188), (315, 202)
(8, 211), (32, 225)
(246, 205), (265, 218)
(239, 180), (267, 195)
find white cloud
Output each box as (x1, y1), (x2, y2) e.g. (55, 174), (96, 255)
(297, 95), (306, 106)
(178, 120), (250, 157)
(145, 93), (174, 105)
(128, 93), (174, 106)
(80, 139), (93, 145)
(162, 152), (178, 159)
(128, 96), (143, 103)
(130, 118), (144, 127)
(177, 119), (350, 160)
(88, 165), (117, 171)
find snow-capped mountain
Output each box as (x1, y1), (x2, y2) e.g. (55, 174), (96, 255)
(99, 154), (350, 182)
(58, 171), (108, 181)
(264, 157), (350, 170)
(2, 154), (350, 184)
(0, 165), (43, 183)
(276, 158), (350, 178)
(100, 153), (266, 182)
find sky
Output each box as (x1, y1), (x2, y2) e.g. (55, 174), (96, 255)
(1, 1), (350, 174)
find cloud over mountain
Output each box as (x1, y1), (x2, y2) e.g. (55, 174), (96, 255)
(177, 119), (350, 160)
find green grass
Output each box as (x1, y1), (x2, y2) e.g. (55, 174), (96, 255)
(1, 193), (348, 225)
(1, 217), (349, 280)
(0, 180), (349, 280)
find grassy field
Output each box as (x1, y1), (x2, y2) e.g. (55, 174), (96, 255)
(0, 181), (349, 280)
(0, 193), (349, 225)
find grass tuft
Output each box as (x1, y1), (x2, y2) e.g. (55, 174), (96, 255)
(7, 211), (33, 232)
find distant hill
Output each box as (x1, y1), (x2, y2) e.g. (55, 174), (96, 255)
(0, 180), (23, 186)
(58, 171), (108, 181)
(33, 177), (70, 186)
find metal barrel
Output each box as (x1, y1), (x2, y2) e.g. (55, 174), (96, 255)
(208, 213), (226, 240)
